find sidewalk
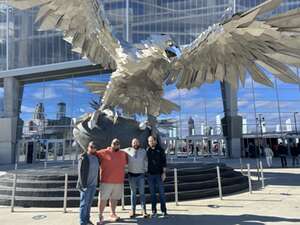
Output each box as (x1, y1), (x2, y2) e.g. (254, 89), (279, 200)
(1, 168), (300, 225)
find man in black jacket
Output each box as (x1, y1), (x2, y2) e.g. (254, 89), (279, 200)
(278, 142), (288, 168)
(77, 141), (99, 225)
(146, 136), (167, 218)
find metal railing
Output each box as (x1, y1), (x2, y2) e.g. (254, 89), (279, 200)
(6, 163), (265, 213)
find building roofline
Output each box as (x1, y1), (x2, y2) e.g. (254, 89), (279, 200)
(0, 59), (113, 86)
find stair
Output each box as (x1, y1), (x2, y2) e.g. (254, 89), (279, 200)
(0, 163), (248, 207)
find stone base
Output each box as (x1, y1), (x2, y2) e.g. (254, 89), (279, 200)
(0, 163), (248, 207)
(0, 117), (19, 164)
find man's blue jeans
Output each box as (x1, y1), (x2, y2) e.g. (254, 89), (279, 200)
(79, 185), (97, 225)
(147, 174), (167, 213)
(128, 174), (146, 212)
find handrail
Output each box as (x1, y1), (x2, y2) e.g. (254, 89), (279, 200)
(5, 163), (251, 212)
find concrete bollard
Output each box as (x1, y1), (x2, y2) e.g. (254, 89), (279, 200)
(174, 168), (179, 206)
(259, 161), (265, 189)
(247, 163), (252, 194)
(239, 158), (243, 174)
(256, 158), (260, 181)
(63, 174), (68, 213)
(216, 166), (223, 200)
(10, 174), (17, 213)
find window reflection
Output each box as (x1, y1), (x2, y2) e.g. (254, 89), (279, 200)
(0, 0), (298, 161)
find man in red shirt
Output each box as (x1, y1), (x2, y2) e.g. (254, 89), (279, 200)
(96, 138), (127, 224)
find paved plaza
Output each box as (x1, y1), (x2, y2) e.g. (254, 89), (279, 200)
(1, 160), (300, 225)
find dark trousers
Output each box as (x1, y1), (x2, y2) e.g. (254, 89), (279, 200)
(280, 155), (287, 168)
(292, 156), (299, 167)
(147, 174), (167, 214)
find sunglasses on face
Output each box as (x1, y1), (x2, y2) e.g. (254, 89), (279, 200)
(89, 145), (96, 149)
(113, 142), (120, 146)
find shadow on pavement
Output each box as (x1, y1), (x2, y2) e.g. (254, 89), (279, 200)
(110, 214), (300, 225)
(263, 172), (300, 186)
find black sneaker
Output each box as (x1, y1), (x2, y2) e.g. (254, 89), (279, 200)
(87, 221), (94, 225)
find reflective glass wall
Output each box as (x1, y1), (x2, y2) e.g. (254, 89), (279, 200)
(0, 1), (299, 158)
(0, 0), (80, 70)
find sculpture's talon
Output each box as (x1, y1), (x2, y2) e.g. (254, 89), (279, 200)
(88, 110), (101, 129)
(113, 112), (118, 124)
(139, 121), (147, 130)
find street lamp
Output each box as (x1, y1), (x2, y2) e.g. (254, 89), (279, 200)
(294, 112), (298, 136)
(255, 114), (265, 181)
(256, 113), (265, 148)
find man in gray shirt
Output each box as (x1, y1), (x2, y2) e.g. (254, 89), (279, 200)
(124, 138), (148, 218)
(77, 141), (99, 225)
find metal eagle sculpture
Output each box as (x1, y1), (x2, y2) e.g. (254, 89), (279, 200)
(9, 0), (300, 150)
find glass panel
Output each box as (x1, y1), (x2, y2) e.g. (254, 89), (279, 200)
(0, 87), (3, 117)
(47, 141), (56, 161)
(5, 0), (300, 163)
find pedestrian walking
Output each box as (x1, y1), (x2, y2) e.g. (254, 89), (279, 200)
(278, 142), (288, 168)
(264, 145), (274, 168)
(291, 143), (299, 167)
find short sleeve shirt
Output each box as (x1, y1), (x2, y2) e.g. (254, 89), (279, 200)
(87, 154), (99, 186)
(96, 147), (127, 184)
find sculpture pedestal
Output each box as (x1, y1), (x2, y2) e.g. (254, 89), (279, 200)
(0, 117), (19, 164)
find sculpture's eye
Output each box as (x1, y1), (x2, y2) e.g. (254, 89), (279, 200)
(167, 40), (174, 47)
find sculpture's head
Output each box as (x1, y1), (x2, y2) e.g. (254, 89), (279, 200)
(148, 34), (181, 59)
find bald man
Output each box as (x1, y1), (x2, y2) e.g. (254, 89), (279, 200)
(125, 138), (148, 218)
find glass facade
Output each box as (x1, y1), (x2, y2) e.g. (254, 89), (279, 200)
(0, 0), (299, 160)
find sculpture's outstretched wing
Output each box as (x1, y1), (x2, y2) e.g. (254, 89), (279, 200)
(167, 0), (300, 89)
(100, 37), (181, 117)
(9, 0), (122, 68)
(9, 1), (180, 117)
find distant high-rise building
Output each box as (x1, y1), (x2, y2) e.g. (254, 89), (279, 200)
(188, 117), (195, 136)
(216, 115), (222, 135)
(33, 103), (45, 120)
(276, 124), (281, 132)
(286, 119), (292, 132)
(200, 122), (205, 135)
(242, 118), (248, 134)
(56, 102), (66, 120)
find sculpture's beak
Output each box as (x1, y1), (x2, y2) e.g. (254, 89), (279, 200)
(165, 45), (181, 59)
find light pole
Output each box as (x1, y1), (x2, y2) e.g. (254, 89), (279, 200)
(255, 114), (265, 181)
(256, 113), (265, 149)
(294, 112), (298, 136)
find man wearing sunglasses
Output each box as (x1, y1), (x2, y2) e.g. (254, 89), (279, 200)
(77, 141), (99, 225)
(96, 138), (127, 224)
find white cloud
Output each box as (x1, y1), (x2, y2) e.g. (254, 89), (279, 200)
(164, 88), (199, 101)
(72, 87), (87, 93)
(33, 88), (58, 100)
(79, 108), (85, 113)
(45, 80), (89, 94)
(21, 105), (35, 113)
